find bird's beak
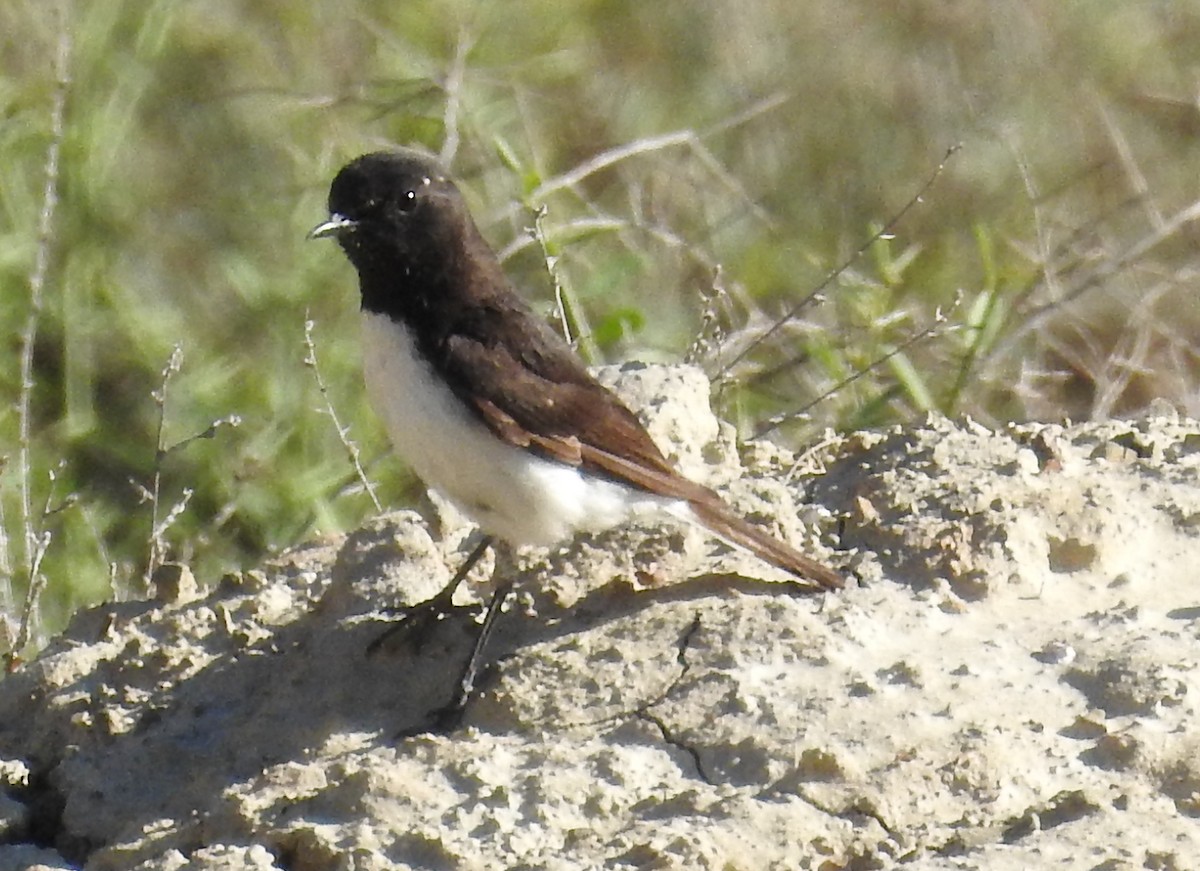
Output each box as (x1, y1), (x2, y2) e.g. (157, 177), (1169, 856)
(308, 213), (357, 240)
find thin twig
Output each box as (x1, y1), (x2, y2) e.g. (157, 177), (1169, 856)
(528, 206), (571, 343)
(751, 292), (962, 440)
(525, 124), (775, 228)
(140, 347), (240, 587)
(685, 265), (731, 365)
(716, 143), (961, 381)
(1095, 95), (1161, 231)
(0, 458), (9, 610)
(499, 215), (719, 272)
(304, 315), (382, 511)
(173, 415), (243, 452)
(151, 488), (195, 547)
(525, 205), (600, 363)
(8, 3), (71, 664)
(8, 463), (70, 670)
(145, 345), (183, 586)
(986, 195), (1200, 369)
(9, 529), (51, 671)
(438, 26), (474, 169)
(531, 131), (699, 202)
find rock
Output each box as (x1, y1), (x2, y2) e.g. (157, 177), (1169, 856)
(1, 367), (1197, 870)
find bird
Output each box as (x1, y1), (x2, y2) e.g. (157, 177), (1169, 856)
(310, 148), (842, 728)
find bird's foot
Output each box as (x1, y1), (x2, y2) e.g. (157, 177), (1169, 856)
(389, 581), (514, 738)
(393, 694), (471, 738)
(366, 589), (464, 656)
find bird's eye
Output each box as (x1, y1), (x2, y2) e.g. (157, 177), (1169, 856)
(397, 189), (418, 213)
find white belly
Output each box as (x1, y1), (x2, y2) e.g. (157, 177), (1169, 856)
(360, 312), (678, 545)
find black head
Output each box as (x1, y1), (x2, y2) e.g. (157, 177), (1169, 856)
(309, 149), (476, 282)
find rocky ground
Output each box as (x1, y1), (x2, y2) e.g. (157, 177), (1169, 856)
(1, 364), (1198, 870)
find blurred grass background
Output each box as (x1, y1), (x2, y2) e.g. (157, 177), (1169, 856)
(3, 0), (1199, 648)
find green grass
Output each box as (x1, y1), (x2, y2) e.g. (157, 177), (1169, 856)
(4, 0), (1200, 651)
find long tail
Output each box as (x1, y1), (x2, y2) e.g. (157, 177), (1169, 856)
(684, 497), (843, 591)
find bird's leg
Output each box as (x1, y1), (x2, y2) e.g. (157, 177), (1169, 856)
(398, 578), (515, 736)
(367, 533), (494, 656)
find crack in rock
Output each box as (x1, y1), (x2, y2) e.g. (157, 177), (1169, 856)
(635, 615), (713, 784)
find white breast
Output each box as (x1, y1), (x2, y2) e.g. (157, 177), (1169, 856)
(360, 311), (678, 546)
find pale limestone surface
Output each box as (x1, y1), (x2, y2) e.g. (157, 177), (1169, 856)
(1, 365), (1197, 870)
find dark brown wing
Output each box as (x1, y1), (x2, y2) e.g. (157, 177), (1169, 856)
(433, 300), (843, 590)
(435, 301), (712, 503)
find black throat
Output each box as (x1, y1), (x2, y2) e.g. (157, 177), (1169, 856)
(349, 214), (532, 373)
